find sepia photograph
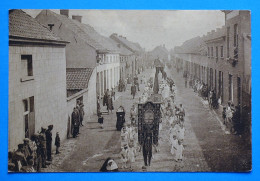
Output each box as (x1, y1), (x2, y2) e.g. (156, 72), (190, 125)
(8, 9), (251, 172)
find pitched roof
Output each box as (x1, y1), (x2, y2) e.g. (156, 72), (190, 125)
(78, 23), (119, 53)
(41, 10), (105, 51)
(109, 38), (133, 56)
(174, 36), (206, 55)
(66, 68), (93, 90)
(110, 34), (143, 53)
(9, 10), (64, 43)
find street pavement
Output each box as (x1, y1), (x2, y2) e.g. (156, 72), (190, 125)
(42, 67), (251, 172)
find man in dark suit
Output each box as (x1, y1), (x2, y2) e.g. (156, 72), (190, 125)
(45, 125), (53, 161)
(131, 84), (136, 99)
(71, 107), (80, 138)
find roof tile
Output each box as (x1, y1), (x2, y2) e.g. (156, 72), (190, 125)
(9, 10), (62, 41)
(66, 68), (93, 90)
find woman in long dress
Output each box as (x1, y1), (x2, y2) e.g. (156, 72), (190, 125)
(116, 106), (125, 131)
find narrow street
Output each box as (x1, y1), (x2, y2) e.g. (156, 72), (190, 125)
(42, 67), (251, 172)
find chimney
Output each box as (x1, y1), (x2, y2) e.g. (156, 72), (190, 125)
(60, 9), (69, 18)
(72, 15), (82, 23)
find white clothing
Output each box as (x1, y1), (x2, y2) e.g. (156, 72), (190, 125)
(171, 139), (178, 155)
(175, 144), (184, 160)
(128, 147), (136, 163)
(177, 127), (185, 141)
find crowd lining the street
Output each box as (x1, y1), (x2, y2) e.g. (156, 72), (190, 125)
(8, 100), (85, 172)
(184, 73), (242, 135)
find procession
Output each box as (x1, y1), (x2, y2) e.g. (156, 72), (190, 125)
(8, 10), (251, 172)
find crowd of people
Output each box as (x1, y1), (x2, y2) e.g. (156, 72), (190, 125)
(8, 125), (60, 172)
(120, 123), (139, 170)
(183, 73), (242, 135)
(160, 78), (186, 165)
(8, 99), (85, 172)
(71, 100), (85, 138)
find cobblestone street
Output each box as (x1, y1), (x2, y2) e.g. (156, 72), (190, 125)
(41, 68), (251, 172)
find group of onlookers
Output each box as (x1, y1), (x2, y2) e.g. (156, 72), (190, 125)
(71, 100), (85, 138)
(183, 74), (242, 135)
(8, 125), (60, 172)
(222, 101), (241, 135)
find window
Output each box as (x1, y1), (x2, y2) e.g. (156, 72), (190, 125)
(216, 46), (218, 59)
(208, 47), (210, 57)
(23, 96), (35, 139)
(220, 46), (224, 58)
(227, 27), (230, 57)
(228, 74), (233, 101)
(21, 55), (33, 77)
(234, 24), (238, 47)
(211, 47), (213, 57)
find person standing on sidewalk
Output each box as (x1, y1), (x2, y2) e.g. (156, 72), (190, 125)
(131, 83), (137, 99)
(103, 89), (109, 106)
(55, 132), (60, 154)
(71, 107), (80, 138)
(111, 88), (116, 100)
(45, 125), (53, 161)
(107, 94), (114, 114)
(98, 112), (104, 129)
(39, 128), (47, 168)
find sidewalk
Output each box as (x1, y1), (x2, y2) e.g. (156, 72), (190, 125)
(168, 67), (251, 171)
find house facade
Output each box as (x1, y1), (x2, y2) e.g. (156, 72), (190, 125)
(36, 10), (120, 114)
(9, 10), (69, 151)
(172, 10), (251, 133)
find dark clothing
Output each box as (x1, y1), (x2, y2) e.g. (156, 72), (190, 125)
(39, 133), (47, 167)
(131, 85), (136, 99)
(103, 92), (109, 106)
(107, 97), (113, 111)
(116, 111), (125, 131)
(98, 117), (104, 124)
(45, 129), (52, 161)
(55, 135), (60, 154)
(143, 136), (153, 166)
(55, 135), (60, 147)
(71, 111), (80, 138)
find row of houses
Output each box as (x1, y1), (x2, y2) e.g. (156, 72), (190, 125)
(172, 10), (251, 132)
(8, 9), (146, 151)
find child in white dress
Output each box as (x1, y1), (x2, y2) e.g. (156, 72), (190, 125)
(120, 145), (129, 169)
(127, 144), (136, 170)
(175, 140), (184, 161)
(177, 123), (185, 141)
(171, 135), (178, 156)
(121, 127), (129, 148)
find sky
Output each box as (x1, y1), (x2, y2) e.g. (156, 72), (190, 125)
(24, 10), (225, 51)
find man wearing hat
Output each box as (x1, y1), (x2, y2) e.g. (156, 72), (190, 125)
(13, 144), (27, 171)
(46, 125), (53, 161)
(39, 127), (47, 168)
